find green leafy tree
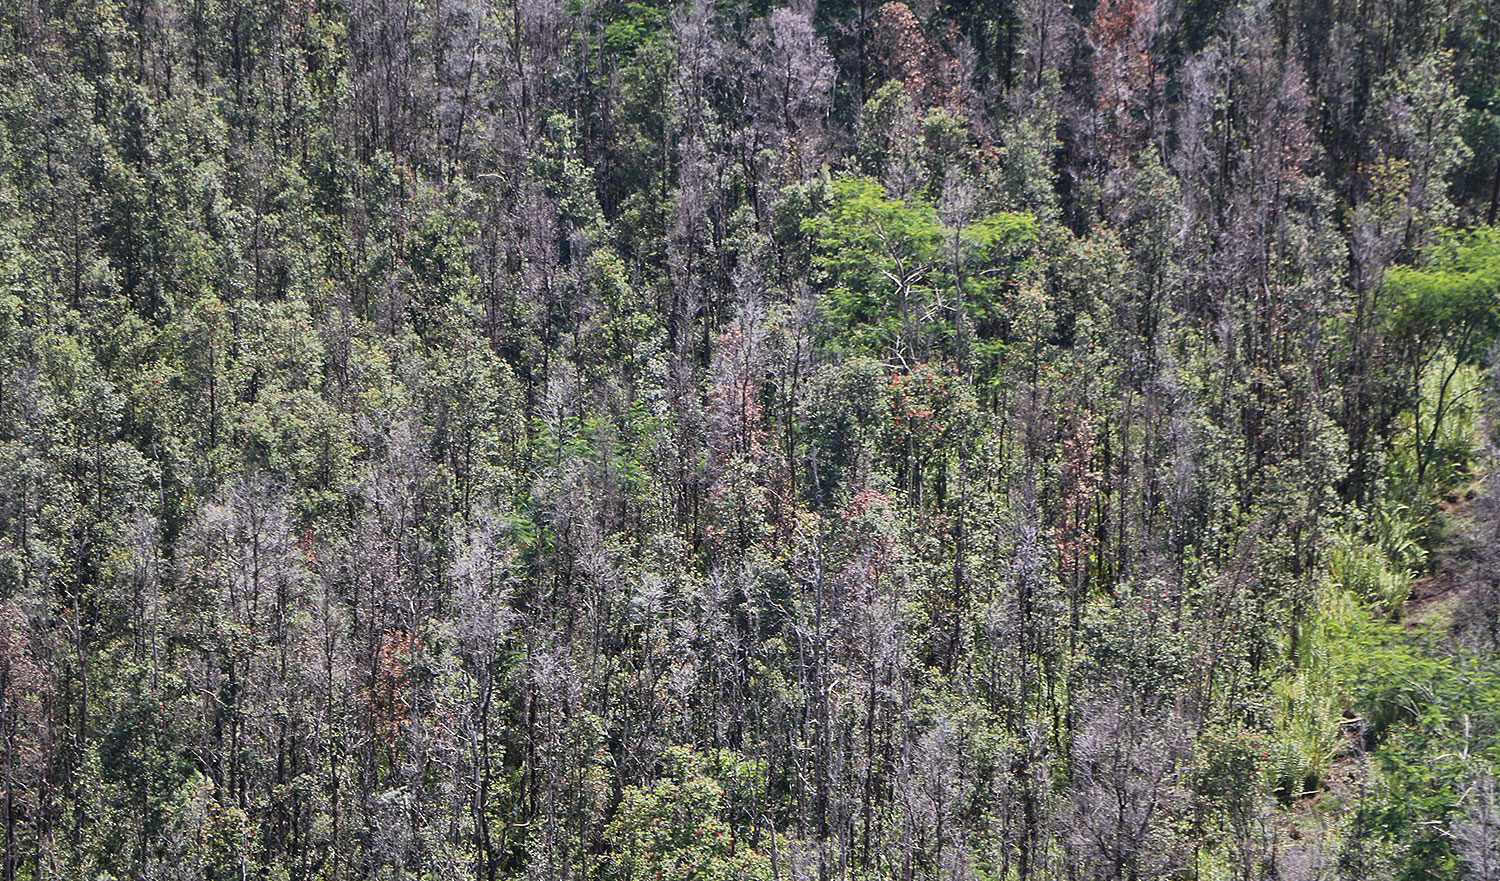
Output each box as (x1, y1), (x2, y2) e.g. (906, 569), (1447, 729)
(604, 748), (772, 881)
(1384, 227), (1500, 486)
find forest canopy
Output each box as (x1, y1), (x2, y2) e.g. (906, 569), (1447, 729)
(0, 0), (1499, 879)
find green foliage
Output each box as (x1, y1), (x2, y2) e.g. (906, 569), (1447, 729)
(804, 174), (1036, 360)
(1269, 591), (1358, 798)
(599, 0), (671, 55)
(805, 175), (943, 353)
(1328, 530), (1413, 618)
(604, 748), (773, 881)
(1325, 609), (1500, 881)
(1385, 228), (1500, 367)
(1077, 582), (1190, 704)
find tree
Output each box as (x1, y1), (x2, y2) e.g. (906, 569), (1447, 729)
(604, 747), (772, 881)
(1383, 227), (1500, 486)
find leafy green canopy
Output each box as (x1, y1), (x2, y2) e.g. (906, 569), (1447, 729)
(1382, 228), (1500, 493)
(1385, 227), (1500, 365)
(604, 749), (772, 881)
(803, 174), (1036, 359)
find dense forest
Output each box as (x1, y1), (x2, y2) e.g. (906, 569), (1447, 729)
(2, 0), (1500, 877)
